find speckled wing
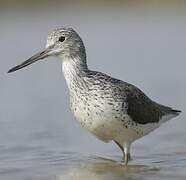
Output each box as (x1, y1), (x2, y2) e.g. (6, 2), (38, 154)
(87, 71), (180, 125)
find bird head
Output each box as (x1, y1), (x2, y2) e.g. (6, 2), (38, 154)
(8, 27), (85, 73)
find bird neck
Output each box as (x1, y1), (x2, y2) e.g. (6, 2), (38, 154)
(61, 53), (89, 91)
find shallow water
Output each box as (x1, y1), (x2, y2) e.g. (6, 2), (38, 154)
(0, 147), (186, 180)
(0, 1), (186, 179)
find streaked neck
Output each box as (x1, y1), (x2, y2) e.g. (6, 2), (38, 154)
(61, 54), (89, 90)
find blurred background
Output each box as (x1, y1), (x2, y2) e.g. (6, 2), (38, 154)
(0, 0), (186, 179)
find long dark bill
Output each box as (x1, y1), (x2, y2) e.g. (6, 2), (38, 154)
(8, 48), (51, 73)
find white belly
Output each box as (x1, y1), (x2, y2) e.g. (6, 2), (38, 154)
(69, 88), (177, 146)
(72, 105), (140, 144)
(72, 106), (176, 146)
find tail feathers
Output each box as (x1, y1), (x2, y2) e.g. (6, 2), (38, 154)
(171, 109), (182, 115)
(157, 102), (182, 116)
(160, 109), (181, 124)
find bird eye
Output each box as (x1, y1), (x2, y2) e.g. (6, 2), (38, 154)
(59, 36), (65, 42)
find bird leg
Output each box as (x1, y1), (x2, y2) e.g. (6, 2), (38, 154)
(114, 140), (131, 165)
(124, 153), (130, 165)
(114, 140), (125, 159)
(123, 144), (131, 165)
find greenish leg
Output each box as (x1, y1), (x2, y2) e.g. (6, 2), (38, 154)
(114, 141), (131, 165)
(124, 153), (130, 165)
(114, 140), (125, 159)
(124, 144), (131, 165)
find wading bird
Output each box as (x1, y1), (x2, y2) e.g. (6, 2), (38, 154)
(8, 27), (181, 165)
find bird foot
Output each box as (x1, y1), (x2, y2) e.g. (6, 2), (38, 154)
(122, 153), (132, 165)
